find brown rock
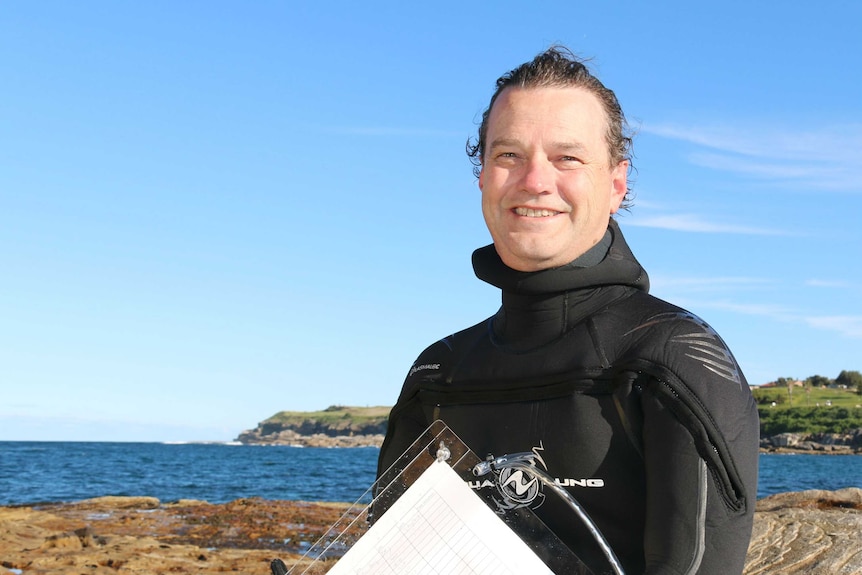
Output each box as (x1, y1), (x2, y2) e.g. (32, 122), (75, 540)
(39, 532), (83, 550)
(74, 496), (161, 510)
(745, 488), (862, 574)
(2, 490), (860, 574)
(238, 429), (385, 447)
(0, 497), (352, 574)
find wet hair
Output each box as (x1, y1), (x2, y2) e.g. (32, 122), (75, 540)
(467, 46), (634, 207)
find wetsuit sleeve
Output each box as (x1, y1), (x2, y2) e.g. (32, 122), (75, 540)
(376, 342), (449, 478)
(370, 360), (432, 526)
(638, 366), (759, 574)
(376, 392), (428, 477)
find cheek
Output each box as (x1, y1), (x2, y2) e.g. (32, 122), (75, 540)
(480, 191), (508, 235)
(480, 198), (500, 239)
(560, 174), (609, 210)
(480, 192), (496, 222)
(480, 177), (505, 208)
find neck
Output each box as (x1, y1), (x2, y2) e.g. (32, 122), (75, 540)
(471, 220), (649, 351)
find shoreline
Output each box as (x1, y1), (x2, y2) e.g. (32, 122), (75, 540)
(237, 433), (862, 454)
(760, 446), (861, 455)
(2, 490), (860, 575)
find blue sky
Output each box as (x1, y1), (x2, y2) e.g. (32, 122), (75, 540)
(2, 1), (860, 442)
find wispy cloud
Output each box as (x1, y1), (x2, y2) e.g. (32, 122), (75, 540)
(650, 274), (862, 339)
(804, 315), (862, 338)
(698, 300), (797, 321)
(643, 122), (862, 192)
(644, 123), (862, 164)
(688, 152), (843, 180)
(659, 294), (862, 340)
(626, 213), (787, 235)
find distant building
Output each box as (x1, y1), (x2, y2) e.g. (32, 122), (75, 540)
(759, 379), (804, 388)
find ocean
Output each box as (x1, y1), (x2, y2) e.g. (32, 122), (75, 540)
(1, 442), (860, 507)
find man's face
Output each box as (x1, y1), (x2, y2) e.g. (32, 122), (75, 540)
(479, 86), (628, 272)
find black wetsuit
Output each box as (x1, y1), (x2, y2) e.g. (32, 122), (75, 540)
(377, 220), (759, 575)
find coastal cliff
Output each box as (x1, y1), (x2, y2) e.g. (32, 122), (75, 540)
(236, 406), (862, 453)
(235, 405), (389, 448)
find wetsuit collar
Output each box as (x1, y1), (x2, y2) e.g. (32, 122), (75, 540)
(472, 219), (650, 296)
(471, 219), (649, 350)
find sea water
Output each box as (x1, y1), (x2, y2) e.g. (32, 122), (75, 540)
(1, 442), (859, 506)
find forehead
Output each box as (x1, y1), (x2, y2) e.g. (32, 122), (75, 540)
(486, 86), (609, 144)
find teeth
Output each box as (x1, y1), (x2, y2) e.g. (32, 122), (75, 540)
(514, 207), (559, 217)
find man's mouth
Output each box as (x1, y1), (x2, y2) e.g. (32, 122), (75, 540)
(514, 207), (561, 217)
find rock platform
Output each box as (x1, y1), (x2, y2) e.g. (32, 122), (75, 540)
(745, 487), (862, 574)
(1, 489), (860, 574)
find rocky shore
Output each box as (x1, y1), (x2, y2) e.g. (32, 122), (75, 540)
(760, 430), (862, 454)
(2, 489), (860, 574)
(237, 428), (385, 448)
(240, 432), (862, 451)
(745, 488), (862, 574)
(0, 496), (353, 574)
(237, 432), (862, 452)
(235, 406), (387, 448)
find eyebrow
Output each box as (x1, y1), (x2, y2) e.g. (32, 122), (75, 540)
(552, 141), (589, 154)
(487, 138), (589, 155)
(486, 137), (521, 152)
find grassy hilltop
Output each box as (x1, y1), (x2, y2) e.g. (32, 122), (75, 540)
(235, 405), (392, 445)
(753, 386), (862, 436)
(262, 405), (390, 427)
(244, 388), (862, 443)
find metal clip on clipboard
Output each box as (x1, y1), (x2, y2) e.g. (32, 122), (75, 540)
(473, 452), (625, 575)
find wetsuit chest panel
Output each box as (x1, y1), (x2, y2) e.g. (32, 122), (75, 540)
(419, 387), (647, 575)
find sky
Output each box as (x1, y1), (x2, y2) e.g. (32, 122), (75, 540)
(1, 1), (860, 442)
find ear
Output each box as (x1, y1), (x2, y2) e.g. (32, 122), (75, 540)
(609, 160), (628, 214)
(478, 167), (485, 191)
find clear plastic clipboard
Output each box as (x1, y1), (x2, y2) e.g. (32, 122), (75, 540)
(282, 420), (594, 575)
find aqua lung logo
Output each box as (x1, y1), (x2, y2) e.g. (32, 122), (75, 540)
(467, 442), (604, 514)
(468, 443), (550, 512)
(498, 467), (542, 506)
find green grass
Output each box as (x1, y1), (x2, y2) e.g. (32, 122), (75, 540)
(257, 392), (862, 438)
(262, 405), (391, 426)
(752, 386), (860, 409)
(758, 405), (862, 435)
(754, 387), (862, 435)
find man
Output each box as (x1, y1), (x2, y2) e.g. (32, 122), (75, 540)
(377, 47), (759, 575)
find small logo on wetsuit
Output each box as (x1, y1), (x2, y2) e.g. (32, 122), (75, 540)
(497, 467), (542, 506)
(408, 363), (440, 377)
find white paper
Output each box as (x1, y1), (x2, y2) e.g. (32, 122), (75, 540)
(325, 460), (554, 575)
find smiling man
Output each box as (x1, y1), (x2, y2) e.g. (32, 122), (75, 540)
(378, 47), (759, 575)
(480, 85), (628, 272)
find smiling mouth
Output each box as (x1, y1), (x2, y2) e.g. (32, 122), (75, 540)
(514, 207), (561, 217)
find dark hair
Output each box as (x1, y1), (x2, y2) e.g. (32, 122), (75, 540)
(467, 46), (634, 206)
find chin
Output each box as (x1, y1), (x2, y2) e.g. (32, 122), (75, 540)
(500, 251), (558, 272)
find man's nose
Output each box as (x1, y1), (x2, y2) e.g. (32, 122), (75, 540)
(521, 157), (553, 194)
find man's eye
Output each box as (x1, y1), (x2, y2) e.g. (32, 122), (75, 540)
(493, 152), (520, 163)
